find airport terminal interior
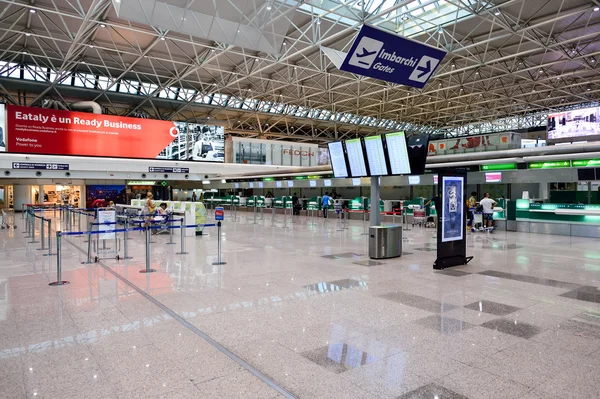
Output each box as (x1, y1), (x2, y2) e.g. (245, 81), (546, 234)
(2, 0), (600, 398)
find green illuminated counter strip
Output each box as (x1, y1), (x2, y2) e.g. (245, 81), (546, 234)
(481, 163), (517, 171)
(515, 200), (600, 237)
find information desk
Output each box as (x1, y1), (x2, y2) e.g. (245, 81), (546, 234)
(515, 200), (600, 237)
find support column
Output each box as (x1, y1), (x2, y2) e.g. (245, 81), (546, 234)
(370, 177), (380, 227)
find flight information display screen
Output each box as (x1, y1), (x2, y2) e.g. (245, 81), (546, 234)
(276, 181), (282, 188)
(309, 180), (317, 187)
(364, 135), (388, 176)
(385, 132), (411, 175)
(248, 182), (254, 188)
(327, 141), (349, 178)
(345, 138), (369, 177)
(324, 179), (332, 187)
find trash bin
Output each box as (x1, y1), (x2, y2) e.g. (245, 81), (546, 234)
(369, 225), (402, 259)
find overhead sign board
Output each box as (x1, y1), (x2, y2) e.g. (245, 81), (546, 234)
(12, 162), (69, 170)
(148, 166), (190, 173)
(572, 159), (600, 167)
(528, 161), (571, 169)
(340, 25), (447, 88)
(481, 163), (517, 171)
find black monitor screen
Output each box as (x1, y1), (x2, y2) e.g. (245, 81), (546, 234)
(578, 168), (595, 181)
(406, 134), (430, 175)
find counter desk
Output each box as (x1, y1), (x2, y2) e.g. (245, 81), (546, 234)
(515, 200), (600, 237)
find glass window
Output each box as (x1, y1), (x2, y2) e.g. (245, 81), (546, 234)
(141, 82), (159, 96)
(97, 76), (117, 91)
(242, 99), (258, 110)
(212, 93), (229, 106)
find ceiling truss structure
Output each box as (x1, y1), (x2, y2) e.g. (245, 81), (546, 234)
(0, 0), (600, 142)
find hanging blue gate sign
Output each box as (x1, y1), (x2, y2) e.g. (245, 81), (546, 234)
(340, 25), (447, 89)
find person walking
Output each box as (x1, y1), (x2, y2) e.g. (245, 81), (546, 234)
(466, 191), (478, 232)
(479, 193), (498, 232)
(322, 192), (331, 218)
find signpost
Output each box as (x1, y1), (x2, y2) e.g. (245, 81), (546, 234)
(12, 162), (69, 170)
(148, 166), (190, 173)
(215, 207), (224, 221)
(340, 25), (447, 88)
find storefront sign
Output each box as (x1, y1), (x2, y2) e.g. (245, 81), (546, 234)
(127, 181), (156, 185)
(572, 159), (600, 167)
(481, 163), (517, 171)
(7, 105), (224, 162)
(148, 167), (190, 173)
(527, 160), (571, 169)
(340, 25), (447, 88)
(12, 162), (69, 170)
(441, 176), (464, 243)
(282, 149), (314, 157)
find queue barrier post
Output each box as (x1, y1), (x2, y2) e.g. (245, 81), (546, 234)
(140, 225), (156, 273)
(177, 217), (188, 255)
(123, 218), (132, 259)
(44, 219), (55, 256)
(82, 222), (93, 264)
(37, 217), (46, 251)
(212, 221), (226, 265)
(28, 212), (39, 243)
(167, 217), (175, 245)
(49, 231), (69, 286)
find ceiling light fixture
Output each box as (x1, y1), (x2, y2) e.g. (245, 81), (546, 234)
(402, 15), (409, 21)
(29, 9), (36, 13)
(25, 33), (31, 37)
(494, 11), (500, 16)
(595, 6), (600, 11)
(100, 23), (106, 28)
(160, 37), (165, 41)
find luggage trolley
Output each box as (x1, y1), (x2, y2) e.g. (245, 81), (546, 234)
(94, 207), (121, 262)
(412, 207), (426, 227)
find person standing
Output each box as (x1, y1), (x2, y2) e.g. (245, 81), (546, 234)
(192, 192), (197, 202)
(291, 193), (299, 216)
(143, 192), (156, 227)
(479, 193), (498, 232)
(322, 192), (331, 218)
(466, 191), (478, 232)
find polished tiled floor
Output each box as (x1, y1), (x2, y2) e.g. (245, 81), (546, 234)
(2, 210), (600, 398)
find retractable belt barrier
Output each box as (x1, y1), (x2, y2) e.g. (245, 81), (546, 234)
(48, 221), (221, 286)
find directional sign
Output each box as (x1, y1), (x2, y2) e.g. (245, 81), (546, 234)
(12, 162), (69, 170)
(340, 25), (447, 88)
(215, 207), (224, 221)
(148, 166), (189, 173)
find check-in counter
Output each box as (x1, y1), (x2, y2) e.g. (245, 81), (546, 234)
(515, 200), (600, 237)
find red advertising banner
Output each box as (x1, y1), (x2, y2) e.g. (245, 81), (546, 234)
(7, 105), (179, 159)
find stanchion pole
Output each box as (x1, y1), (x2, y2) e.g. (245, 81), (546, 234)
(260, 205), (264, 221)
(44, 219), (55, 256)
(38, 217), (46, 250)
(28, 214), (39, 243)
(49, 231), (69, 286)
(140, 225), (156, 273)
(212, 221), (226, 265)
(177, 217), (188, 255)
(24, 208), (30, 235)
(53, 203), (56, 219)
(253, 202), (258, 225)
(123, 219), (132, 259)
(282, 206), (288, 229)
(21, 204), (25, 220)
(82, 222), (93, 264)
(167, 217), (175, 245)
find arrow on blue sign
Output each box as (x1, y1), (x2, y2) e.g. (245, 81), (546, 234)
(335, 25), (447, 89)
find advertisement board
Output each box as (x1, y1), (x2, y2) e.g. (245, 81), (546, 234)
(441, 176), (464, 243)
(548, 106), (600, 142)
(6, 105), (224, 162)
